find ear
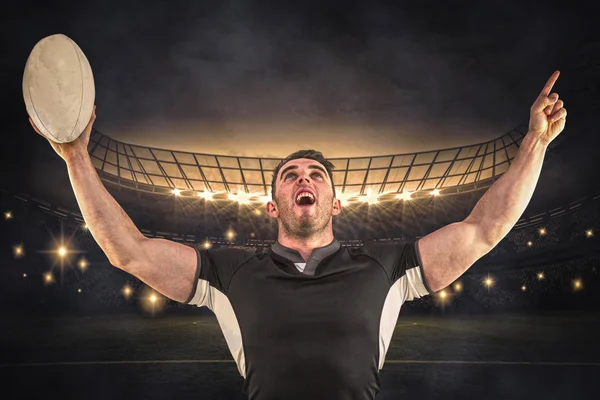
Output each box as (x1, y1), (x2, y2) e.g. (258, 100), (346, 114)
(332, 198), (342, 216)
(266, 200), (279, 218)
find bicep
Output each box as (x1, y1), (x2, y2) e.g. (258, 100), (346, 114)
(418, 220), (492, 293)
(127, 238), (200, 303)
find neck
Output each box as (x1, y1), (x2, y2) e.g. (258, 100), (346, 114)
(277, 226), (335, 262)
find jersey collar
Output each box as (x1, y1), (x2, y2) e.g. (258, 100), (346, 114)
(271, 239), (341, 276)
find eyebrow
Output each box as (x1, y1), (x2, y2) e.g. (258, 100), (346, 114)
(279, 164), (328, 181)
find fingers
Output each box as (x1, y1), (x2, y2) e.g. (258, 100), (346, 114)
(539, 70), (560, 96)
(532, 92), (559, 114)
(544, 95), (561, 115)
(551, 99), (563, 115)
(81, 105), (97, 136)
(550, 107), (567, 122)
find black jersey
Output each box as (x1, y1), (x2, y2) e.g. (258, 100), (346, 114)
(185, 239), (433, 399)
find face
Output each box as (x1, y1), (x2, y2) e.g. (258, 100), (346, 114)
(267, 158), (341, 238)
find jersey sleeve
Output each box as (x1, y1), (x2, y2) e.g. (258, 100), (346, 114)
(363, 240), (434, 301)
(184, 247), (254, 307)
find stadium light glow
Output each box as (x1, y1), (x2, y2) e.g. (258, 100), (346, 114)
(203, 240), (212, 249)
(397, 192), (413, 201)
(453, 282), (462, 292)
(82, 223), (88, 230)
(573, 279), (583, 291)
(58, 246), (67, 258)
(484, 275), (494, 288)
(259, 195), (271, 204)
(527, 241), (533, 247)
(229, 191), (251, 205)
(336, 192), (351, 206)
(58, 246), (69, 257)
(539, 228), (547, 236)
(225, 230), (236, 240)
(4, 211), (12, 220)
(431, 189), (441, 196)
(537, 272), (545, 280)
(586, 229), (594, 238)
(253, 209), (262, 216)
(435, 288), (451, 310)
(197, 191), (215, 201)
(23, 273), (27, 278)
(171, 188), (182, 196)
(521, 285), (527, 291)
(360, 190), (379, 205)
(140, 287), (166, 316)
(78, 288), (82, 293)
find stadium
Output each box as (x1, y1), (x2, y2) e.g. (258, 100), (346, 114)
(2, 3), (600, 400)
(2, 109), (599, 398)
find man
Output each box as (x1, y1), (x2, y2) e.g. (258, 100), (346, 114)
(30, 71), (566, 399)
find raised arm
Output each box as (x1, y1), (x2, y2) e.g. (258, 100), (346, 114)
(30, 107), (197, 303)
(417, 71), (567, 293)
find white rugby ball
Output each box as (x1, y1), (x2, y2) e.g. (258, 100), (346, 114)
(23, 34), (95, 143)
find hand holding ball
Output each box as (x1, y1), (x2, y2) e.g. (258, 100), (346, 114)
(23, 34), (97, 161)
(29, 105), (96, 162)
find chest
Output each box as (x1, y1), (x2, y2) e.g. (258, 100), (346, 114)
(227, 257), (390, 343)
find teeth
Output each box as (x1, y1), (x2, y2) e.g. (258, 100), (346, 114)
(296, 192), (314, 202)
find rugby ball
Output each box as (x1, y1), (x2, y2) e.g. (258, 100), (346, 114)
(23, 34), (95, 143)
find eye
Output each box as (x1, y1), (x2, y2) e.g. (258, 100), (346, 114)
(311, 172), (323, 179)
(285, 172), (297, 180)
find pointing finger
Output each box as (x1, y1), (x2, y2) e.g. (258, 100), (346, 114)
(540, 70), (560, 96)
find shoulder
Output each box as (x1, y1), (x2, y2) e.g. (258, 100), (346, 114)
(199, 246), (258, 268)
(346, 241), (401, 266)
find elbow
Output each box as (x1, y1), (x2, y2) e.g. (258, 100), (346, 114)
(481, 226), (511, 251)
(108, 237), (148, 275)
(464, 216), (506, 252)
(108, 257), (136, 275)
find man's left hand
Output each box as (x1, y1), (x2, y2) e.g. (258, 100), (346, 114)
(528, 70), (567, 146)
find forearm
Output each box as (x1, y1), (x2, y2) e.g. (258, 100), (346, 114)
(65, 153), (146, 269)
(466, 134), (548, 247)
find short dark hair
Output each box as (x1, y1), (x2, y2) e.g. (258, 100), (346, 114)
(271, 150), (336, 200)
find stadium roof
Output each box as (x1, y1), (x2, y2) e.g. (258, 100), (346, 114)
(88, 122), (552, 202)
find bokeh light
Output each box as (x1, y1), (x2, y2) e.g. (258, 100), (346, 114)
(77, 257), (88, 272)
(13, 244), (24, 258)
(122, 285), (133, 299)
(44, 272), (54, 285)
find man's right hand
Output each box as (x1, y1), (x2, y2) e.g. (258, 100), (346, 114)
(29, 105), (97, 163)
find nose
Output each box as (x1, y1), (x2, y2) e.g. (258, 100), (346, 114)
(297, 174), (311, 185)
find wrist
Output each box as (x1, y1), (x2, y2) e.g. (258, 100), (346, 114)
(65, 150), (90, 166)
(522, 133), (549, 153)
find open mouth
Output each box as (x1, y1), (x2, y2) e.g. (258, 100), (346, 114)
(295, 191), (316, 206)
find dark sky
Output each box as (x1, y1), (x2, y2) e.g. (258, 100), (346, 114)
(2, 0), (598, 158)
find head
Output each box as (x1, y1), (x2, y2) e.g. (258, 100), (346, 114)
(266, 150), (342, 240)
